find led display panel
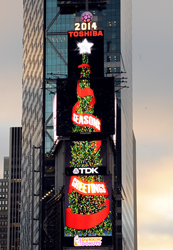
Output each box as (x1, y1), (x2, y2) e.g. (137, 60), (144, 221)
(65, 140), (107, 175)
(64, 175), (112, 247)
(56, 77), (115, 136)
(68, 30), (104, 78)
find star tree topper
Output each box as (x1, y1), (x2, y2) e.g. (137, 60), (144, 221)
(77, 39), (94, 54)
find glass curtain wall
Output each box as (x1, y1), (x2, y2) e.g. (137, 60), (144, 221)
(21, 0), (44, 249)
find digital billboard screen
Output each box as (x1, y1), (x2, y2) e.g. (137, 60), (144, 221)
(68, 30), (104, 78)
(61, 29), (113, 248)
(64, 174), (112, 247)
(65, 140), (107, 176)
(56, 77), (115, 136)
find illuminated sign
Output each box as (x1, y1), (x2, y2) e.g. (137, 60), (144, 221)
(68, 176), (109, 197)
(74, 235), (102, 247)
(68, 30), (104, 78)
(74, 22), (97, 31)
(63, 26), (113, 248)
(72, 113), (101, 131)
(56, 78), (115, 136)
(69, 30), (103, 38)
(64, 140), (107, 173)
(64, 175), (112, 240)
(73, 167), (99, 175)
(65, 167), (107, 176)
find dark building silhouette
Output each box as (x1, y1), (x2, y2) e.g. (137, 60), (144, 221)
(0, 157), (9, 250)
(7, 127), (22, 250)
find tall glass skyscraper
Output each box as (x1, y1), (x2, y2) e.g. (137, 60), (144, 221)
(21, 0), (136, 249)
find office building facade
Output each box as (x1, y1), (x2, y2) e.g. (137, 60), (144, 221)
(0, 157), (9, 250)
(7, 127), (22, 250)
(21, 0), (136, 249)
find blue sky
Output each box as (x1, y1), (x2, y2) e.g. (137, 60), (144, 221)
(0, 1), (173, 249)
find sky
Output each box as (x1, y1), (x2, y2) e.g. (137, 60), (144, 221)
(0, 1), (173, 250)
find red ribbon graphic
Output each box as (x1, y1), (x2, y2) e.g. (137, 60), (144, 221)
(72, 80), (96, 119)
(66, 199), (110, 229)
(78, 63), (91, 69)
(72, 63), (101, 153)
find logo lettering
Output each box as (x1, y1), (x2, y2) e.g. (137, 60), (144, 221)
(74, 235), (102, 247)
(69, 176), (109, 196)
(72, 167), (99, 175)
(68, 30), (103, 38)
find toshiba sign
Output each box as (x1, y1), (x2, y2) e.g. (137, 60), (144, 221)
(68, 30), (103, 38)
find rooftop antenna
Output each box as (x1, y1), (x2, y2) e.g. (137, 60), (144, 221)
(86, 0), (88, 11)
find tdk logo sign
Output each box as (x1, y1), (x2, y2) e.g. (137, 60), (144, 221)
(65, 166), (106, 176)
(73, 167), (99, 175)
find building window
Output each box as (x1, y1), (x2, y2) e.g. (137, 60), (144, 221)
(2, 183), (5, 187)
(5, 183), (8, 186)
(5, 189), (8, 193)
(0, 182), (2, 186)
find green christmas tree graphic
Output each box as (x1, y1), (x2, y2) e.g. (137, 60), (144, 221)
(65, 53), (112, 237)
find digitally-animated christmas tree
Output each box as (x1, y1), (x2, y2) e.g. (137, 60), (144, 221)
(65, 39), (112, 237)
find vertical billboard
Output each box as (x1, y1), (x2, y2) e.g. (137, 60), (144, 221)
(62, 28), (112, 247)
(64, 139), (112, 247)
(64, 175), (112, 247)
